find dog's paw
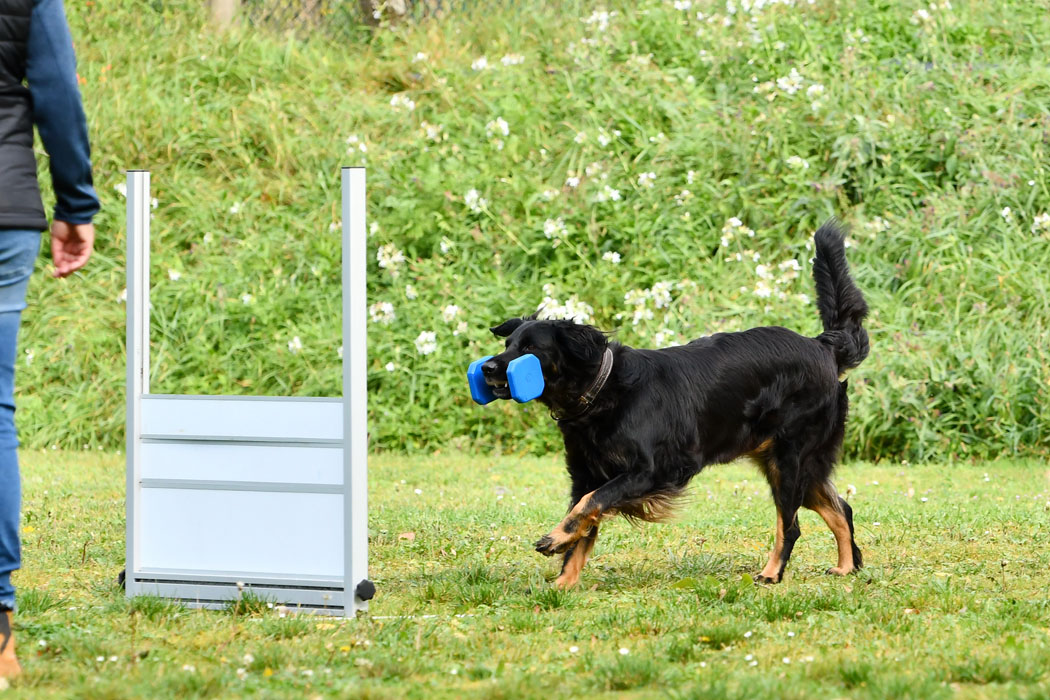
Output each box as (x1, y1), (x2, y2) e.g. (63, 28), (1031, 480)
(534, 535), (559, 556)
(825, 566), (855, 577)
(535, 534), (573, 556)
(754, 573), (781, 584)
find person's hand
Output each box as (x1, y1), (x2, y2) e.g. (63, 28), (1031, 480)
(50, 220), (95, 278)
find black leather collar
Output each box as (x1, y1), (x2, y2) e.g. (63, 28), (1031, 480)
(552, 347), (614, 422)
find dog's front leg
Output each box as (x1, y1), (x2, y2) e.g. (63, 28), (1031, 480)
(535, 471), (652, 557)
(554, 526), (599, 589)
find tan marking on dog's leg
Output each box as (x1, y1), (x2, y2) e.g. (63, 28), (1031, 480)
(554, 527), (599, 589)
(758, 507), (785, 581)
(543, 490), (599, 551)
(811, 497), (855, 575)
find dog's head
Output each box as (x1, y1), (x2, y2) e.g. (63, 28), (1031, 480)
(481, 316), (609, 406)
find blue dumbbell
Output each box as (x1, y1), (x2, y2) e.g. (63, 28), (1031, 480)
(467, 354), (545, 405)
(467, 356), (497, 405)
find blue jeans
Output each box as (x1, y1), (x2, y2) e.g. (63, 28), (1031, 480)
(0, 231), (42, 611)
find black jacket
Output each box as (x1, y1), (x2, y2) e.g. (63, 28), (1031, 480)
(0, 0), (47, 231)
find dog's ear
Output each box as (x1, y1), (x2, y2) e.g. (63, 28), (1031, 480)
(490, 317), (525, 338)
(555, 322), (605, 362)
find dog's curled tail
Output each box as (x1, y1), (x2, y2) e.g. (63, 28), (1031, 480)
(812, 220), (869, 372)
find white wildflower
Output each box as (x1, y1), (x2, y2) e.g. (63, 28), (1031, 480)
(776, 68), (805, 95)
(565, 176), (581, 188)
(543, 217), (568, 247)
(464, 189), (488, 213)
(376, 244), (406, 274)
(585, 162), (604, 177)
(654, 329), (679, 347)
(500, 53), (524, 66)
(241, 293), (253, 305)
(471, 56), (489, 71)
(573, 131), (587, 144)
(602, 251), (622, 264)
(650, 281), (673, 309)
(537, 293), (593, 324)
(369, 301), (396, 324)
(486, 117), (510, 138)
(442, 304), (461, 322)
(582, 10), (615, 32)
(114, 182), (127, 198)
(1000, 206), (1012, 222)
(866, 216), (891, 234)
(167, 269), (181, 281)
(785, 155), (810, 170)
(638, 172), (656, 188)
(288, 336), (303, 354)
(1031, 212), (1050, 234)
(405, 284), (418, 300)
(390, 93), (416, 112)
(420, 121), (445, 142)
(414, 331), (437, 355)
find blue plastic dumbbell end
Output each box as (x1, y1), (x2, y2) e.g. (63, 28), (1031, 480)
(507, 354), (544, 403)
(467, 354), (546, 405)
(467, 356), (497, 405)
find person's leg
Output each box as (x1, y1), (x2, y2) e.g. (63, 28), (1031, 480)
(0, 230), (43, 679)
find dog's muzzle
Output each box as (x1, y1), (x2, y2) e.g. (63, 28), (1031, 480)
(481, 359), (512, 399)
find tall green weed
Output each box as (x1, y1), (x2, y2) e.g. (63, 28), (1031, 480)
(21, 0), (1050, 461)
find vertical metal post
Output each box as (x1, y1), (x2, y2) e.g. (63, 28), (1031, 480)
(342, 168), (369, 614)
(125, 170), (151, 597)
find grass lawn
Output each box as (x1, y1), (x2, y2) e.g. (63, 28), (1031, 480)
(6, 449), (1050, 698)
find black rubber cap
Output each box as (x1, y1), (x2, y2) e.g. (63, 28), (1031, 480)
(355, 579), (376, 601)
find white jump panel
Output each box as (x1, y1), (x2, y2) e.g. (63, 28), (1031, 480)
(138, 489), (343, 576)
(125, 168), (371, 616)
(139, 442), (344, 485)
(141, 395), (343, 442)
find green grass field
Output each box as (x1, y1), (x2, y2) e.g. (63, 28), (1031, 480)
(8, 451), (1050, 698)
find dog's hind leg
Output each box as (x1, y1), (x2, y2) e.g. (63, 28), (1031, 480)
(804, 479), (862, 575)
(756, 503), (802, 584)
(554, 526), (599, 589)
(755, 449), (804, 584)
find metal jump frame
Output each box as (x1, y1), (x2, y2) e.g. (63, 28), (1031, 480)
(124, 168), (371, 615)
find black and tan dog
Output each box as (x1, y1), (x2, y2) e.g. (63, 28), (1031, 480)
(481, 221), (869, 589)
